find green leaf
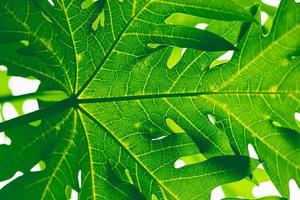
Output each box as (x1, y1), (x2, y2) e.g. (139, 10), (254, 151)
(223, 197), (286, 200)
(0, 0), (298, 199)
(207, 0), (300, 196)
(221, 167), (272, 199)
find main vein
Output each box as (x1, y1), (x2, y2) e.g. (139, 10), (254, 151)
(0, 97), (76, 132)
(77, 91), (299, 104)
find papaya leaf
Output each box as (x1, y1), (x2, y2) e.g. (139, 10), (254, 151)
(0, 0), (298, 199)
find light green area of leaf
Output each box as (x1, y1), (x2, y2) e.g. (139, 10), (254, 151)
(92, 11), (105, 31)
(222, 167), (271, 199)
(167, 47), (184, 69)
(166, 117), (185, 134)
(223, 197), (286, 200)
(81, 0), (97, 10)
(0, 70), (11, 97)
(0, 70), (24, 116)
